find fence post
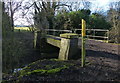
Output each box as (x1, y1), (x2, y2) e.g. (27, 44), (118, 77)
(107, 30), (109, 43)
(81, 19), (86, 67)
(34, 31), (38, 48)
(93, 29), (95, 39)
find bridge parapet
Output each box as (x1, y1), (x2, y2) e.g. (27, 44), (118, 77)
(46, 35), (61, 48)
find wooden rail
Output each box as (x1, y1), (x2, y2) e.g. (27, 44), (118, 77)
(44, 29), (110, 42)
(74, 29), (109, 42)
(45, 29), (72, 33)
(74, 29), (109, 32)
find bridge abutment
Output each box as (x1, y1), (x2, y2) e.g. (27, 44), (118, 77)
(59, 33), (79, 60)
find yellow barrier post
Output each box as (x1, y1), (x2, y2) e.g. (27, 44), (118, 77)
(81, 19), (86, 67)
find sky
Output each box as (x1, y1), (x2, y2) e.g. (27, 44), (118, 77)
(13, 0), (120, 26)
(91, 0), (110, 12)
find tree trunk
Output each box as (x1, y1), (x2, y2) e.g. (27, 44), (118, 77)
(10, 2), (14, 32)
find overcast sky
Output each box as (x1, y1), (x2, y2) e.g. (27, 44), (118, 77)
(14, 0), (120, 26)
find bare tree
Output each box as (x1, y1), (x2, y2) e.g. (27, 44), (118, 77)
(4, 0), (24, 31)
(108, 1), (120, 43)
(34, 1), (71, 30)
(81, 0), (91, 9)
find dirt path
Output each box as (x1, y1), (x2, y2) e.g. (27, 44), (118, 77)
(84, 50), (120, 81)
(78, 38), (120, 55)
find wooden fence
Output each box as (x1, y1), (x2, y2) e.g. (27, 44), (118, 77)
(74, 29), (109, 42)
(44, 29), (109, 42)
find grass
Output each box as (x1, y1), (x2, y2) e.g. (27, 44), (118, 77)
(18, 65), (69, 78)
(14, 27), (30, 31)
(16, 59), (74, 78)
(14, 27), (37, 32)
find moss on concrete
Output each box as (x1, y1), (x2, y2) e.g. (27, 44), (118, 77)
(60, 33), (79, 38)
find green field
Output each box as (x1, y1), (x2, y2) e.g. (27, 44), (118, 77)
(14, 27), (34, 32)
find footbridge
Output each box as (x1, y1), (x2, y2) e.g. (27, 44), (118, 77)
(34, 28), (120, 61)
(34, 30), (79, 60)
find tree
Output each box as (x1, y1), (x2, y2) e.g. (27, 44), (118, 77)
(0, 1), (2, 80)
(89, 13), (111, 29)
(2, 1), (28, 73)
(2, 2), (12, 36)
(4, 0), (24, 31)
(81, 0), (91, 9)
(53, 9), (91, 30)
(34, 1), (75, 31)
(64, 0), (91, 11)
(2, 2), (13, 73)
(107, 1), (120, 43)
